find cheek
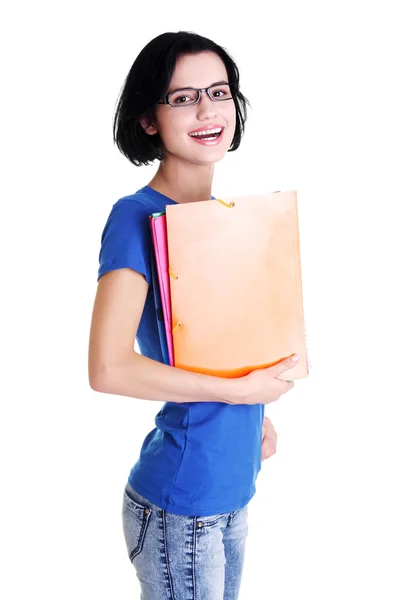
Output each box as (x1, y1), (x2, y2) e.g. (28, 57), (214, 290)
(160, 114), (192, 146)
(222, 103), (237, 135)
(230, 106), (237, 129)
(226, 106), (237, 142)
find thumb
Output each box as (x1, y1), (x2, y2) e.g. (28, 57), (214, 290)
(267, 354), (299, 378)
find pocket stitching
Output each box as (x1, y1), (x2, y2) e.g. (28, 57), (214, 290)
(196, 515), (224, 529)
(128, 507), (151, 562)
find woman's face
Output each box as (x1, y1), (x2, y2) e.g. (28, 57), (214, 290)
(145, 51), (237, 165)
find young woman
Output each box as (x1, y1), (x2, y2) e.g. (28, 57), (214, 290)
(88, 31), (298, 600)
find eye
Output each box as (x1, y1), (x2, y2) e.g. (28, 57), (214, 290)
(212, 89), (227, 98)
(175, 95), (192, 104)
(169, 89), (197, 105)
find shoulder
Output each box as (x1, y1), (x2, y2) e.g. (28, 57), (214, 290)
(101, 190), (155, 233)
(100, 186), (173, 240)
(110, 192), (153, 216)
(98, 191), (155, 283)
(108, 185), (171, 218)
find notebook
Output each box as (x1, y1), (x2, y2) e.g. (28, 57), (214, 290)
(163, 191), (309, 380)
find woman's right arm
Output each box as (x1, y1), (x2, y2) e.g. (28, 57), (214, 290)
(88, 268), (296, 405)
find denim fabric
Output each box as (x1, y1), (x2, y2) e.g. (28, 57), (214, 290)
(122, 481), (249, 599)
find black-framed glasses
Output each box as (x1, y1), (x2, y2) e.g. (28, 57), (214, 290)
(158, 83), (237, 107)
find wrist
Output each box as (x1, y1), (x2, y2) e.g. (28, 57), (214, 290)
(193, 371), (248, 404)
(221, 374), (250, 405)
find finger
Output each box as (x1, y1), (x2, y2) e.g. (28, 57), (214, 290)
(268, 354), (299, 377)
(262, 448), (276, 460)
(279, 380), (294, 393)
(273, 380), (294, 397)
(262, 416), (271, 430)
(263, 420), (275, 436)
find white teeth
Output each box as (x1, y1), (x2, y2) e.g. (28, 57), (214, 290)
(189, 127), (223, 137)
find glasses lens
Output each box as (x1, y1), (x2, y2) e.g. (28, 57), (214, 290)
(168, 89), (199, 107)
(208, 83), (235, 101)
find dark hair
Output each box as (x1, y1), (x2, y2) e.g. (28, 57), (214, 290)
(113, 31), (250, 166)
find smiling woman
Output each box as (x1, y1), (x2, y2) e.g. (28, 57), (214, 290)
(138, 51), (238, 171)
(88, 30), (295, 600)
(112, 32), (249, 176)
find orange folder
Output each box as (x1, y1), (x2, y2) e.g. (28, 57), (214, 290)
(165, 191), (308, 381)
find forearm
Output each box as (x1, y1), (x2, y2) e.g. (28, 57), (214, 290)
(92, 351), (248, 404)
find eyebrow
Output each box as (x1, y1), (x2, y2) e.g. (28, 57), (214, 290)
(168, 80), (229, 92)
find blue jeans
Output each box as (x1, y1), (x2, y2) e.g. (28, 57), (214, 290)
(122, 481), (249, 599)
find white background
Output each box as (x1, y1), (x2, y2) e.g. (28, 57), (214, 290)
(1, 1), (399, 598)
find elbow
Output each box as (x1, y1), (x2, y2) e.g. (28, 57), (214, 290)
(88, 362), (111, 394)
(89, 374), (106, 393)
(88, 352), (139, 396)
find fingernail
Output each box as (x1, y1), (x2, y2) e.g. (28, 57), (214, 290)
(292, 354), (299, 362)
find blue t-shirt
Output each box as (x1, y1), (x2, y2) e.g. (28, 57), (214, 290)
(97, 185), (265, 516)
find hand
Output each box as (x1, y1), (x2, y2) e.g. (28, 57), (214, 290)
(234, 355), (298, 406)
(261, 416), (277, 462)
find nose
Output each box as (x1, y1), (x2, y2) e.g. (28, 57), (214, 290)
(196, 91), (217, 120)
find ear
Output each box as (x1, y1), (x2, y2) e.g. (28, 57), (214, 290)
(139, 115), (158, 136)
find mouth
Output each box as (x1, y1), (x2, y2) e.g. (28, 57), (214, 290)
(188, 126), (225, 145)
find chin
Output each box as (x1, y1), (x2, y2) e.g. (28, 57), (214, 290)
(192, 146), (230, 165)
(167, 140), (231, 165)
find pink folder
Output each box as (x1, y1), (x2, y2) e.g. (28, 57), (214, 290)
(150, 214), (174, 366)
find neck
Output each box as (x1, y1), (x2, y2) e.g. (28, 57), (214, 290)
(147, 155), (215, 204)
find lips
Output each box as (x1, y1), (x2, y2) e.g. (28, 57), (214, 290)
(188, 128), (225, 146)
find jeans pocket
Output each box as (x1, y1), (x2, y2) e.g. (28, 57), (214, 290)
(122, 485), (152, 562)
(195, 513), (226, 529)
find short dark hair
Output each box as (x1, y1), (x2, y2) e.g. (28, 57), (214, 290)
(113, 31), (250, 166)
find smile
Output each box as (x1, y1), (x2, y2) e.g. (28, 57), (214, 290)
(189, 127), (223, 140)
(188, 127), (225, 145)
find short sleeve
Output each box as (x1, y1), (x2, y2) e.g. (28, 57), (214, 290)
(97, 200), (152, 284)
